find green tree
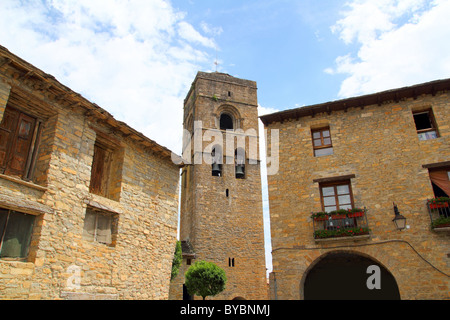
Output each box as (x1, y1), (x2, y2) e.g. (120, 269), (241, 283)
(170, 241), (182, 281)
(185, 260), (227, 300)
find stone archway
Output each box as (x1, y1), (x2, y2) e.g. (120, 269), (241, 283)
(303, 251), (400, 300)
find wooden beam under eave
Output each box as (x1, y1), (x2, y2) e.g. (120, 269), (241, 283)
(431, 86), (436, 96)
(0, 58), (12, 68)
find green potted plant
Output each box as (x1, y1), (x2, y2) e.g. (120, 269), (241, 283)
(314, 227), (370, 239)
(330, 209), (348, 220)
(431, 216), (450, 229)
(311, 212), (329, 221)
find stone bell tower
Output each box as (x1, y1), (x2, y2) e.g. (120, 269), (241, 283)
(178, 71), (267, 300)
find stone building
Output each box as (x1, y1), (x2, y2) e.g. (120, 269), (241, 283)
(260, 79), (450, 300)
(169, 72), (268, 300)
(0, 46), (180, 299)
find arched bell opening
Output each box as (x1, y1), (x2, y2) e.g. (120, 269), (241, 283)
(220, 113), (234, 131)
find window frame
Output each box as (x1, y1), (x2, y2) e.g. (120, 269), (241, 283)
(90, 141), (114, 197)
(82, 207), (118, 247)
(89, 132), (123, 201)
(319, 180), (355, 213)
(412, 109), (439, 141)
(0, 208), (37, 261)
(311, 127), (334, 157)
(0, 105), (43, 180)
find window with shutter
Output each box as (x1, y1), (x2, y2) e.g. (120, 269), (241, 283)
(89, 142), (113, 197)
(0, 106), (41, 179)
(89, 133), (123, 201)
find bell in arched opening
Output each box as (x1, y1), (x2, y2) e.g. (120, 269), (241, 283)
(211, 147), (222, 177)
(235, 148), (245, 179)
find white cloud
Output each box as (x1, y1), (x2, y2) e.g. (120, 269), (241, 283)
(177, 21), (217, 49)
(200, 22), (224, 37)
(0, 0), (218, 153)
(328, 0), (450, 98)
(331, 0), (428, 44)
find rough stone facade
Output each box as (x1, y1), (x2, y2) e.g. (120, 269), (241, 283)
(261, 79), (450, 300)
(0, 46), (180, 300)
(170, 72), (268, 300)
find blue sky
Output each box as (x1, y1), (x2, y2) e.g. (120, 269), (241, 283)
(1, 0), (449, 275)
(173, 0), (348, 109)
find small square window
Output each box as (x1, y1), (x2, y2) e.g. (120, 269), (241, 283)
(311, 127), (334, 157)
(413, 109), (439, 141)
(82, 208), (118, 246)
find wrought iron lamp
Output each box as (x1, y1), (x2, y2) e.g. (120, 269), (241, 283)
(392, 203), (407, 230)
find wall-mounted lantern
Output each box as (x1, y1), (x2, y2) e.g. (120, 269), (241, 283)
(392, 203), (407, 230)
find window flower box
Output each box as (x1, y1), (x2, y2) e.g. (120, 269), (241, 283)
(347, 211), (364, 218)
(311, 208), (365, 221)
(429, 202), (449, 209)
(431, 217), (450, 229)
(312, 208), (369, 241)
(314, 227), (370, 240)
(427, 197), (450, 209)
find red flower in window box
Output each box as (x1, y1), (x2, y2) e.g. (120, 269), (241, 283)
(348, 211), (364, 218)
(429, 203), (449, 209)
(428, 198), (450, 209)
(331, 214), (347, 220)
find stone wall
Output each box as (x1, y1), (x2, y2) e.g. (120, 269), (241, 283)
(0, 51), (180, 300)
(264, 90), (450, 299)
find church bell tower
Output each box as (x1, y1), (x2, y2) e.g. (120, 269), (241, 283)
(178, 72), (267, 300)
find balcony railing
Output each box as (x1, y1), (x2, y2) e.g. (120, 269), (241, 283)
(312, 208), (370, 241)
(426, 198), (450, 231)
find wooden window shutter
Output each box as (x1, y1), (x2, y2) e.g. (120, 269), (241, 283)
(5, 112), (37, 176)
(90, 142), (112, 197)
(0, 107), (20, 172)
(0, 106), (39, 178)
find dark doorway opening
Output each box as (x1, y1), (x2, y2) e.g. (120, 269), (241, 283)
(183, 284), (193, 300)
(303, 252), (400, 300)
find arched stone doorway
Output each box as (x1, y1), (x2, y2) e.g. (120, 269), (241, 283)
(303, 251), (400, 300)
